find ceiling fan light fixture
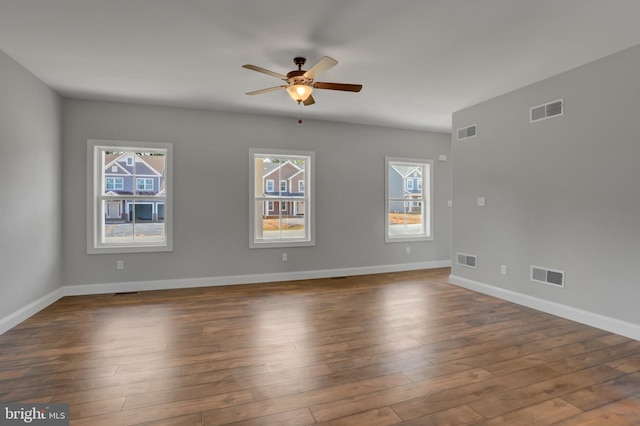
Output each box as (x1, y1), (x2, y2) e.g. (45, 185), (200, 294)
(286, 84), (313, 102)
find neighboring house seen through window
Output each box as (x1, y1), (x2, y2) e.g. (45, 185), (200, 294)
(385, 157), (432, 242)
(250, 149), (315, 248)
(87, 140), (173, 254)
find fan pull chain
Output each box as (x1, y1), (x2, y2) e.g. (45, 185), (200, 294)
(298, 102), (303, 124)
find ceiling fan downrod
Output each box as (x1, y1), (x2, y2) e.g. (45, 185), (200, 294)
(293, 57), (306, 71)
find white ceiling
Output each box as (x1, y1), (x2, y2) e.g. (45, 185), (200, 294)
(1, 1), (640, 133)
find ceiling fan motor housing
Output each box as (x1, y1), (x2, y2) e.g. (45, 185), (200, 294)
(286, 70), (312, 86)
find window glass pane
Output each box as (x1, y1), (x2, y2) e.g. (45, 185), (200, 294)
(255, 201), (281, 240)
(388, 202), (424, 237)
(281, 215), (305, 239)
(101, 200), (167, 245)
(132, 201), (166, 244)
(102, 150), (123, 195)
(102, 151), (166, 194)
(102, 199), (133, 245)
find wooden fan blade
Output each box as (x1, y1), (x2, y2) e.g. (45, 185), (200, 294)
(313, 82), (363, 92)
(303, 56), (338, 80)
(246, 85), (287, 95)
(242, 64), (288, 81)
(303, 95), (315, 106)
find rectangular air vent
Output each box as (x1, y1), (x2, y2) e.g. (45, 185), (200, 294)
(530, 99), (563, 122)
(531, 265), (565, 287)
(457, 124), (477, 141)
(457, 252), (477, 268)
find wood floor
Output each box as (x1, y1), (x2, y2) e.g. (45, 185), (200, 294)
(1, 268), (640, 425)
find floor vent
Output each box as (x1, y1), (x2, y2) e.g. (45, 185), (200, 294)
(457, 253), (477, 268)
(113, 291), (139, 296)
(530, 99), (563, 122)
(457, 124), (477, 141)
(531, 266), (565, 287)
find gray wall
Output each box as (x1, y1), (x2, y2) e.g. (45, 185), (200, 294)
(452, 44), (640, 324)
(62, 99), (451, 286)
(0, 50), (62, 320)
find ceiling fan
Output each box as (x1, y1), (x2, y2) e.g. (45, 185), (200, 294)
(242, 56), (363, 106)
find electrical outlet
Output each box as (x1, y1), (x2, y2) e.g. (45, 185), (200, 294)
(282, 253), (287, 261)
(117, 260), (124, 270)
(501, 265), (507, 275)
(406, 246), (411, 254)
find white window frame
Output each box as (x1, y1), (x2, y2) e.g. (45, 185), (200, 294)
(298, 180), (305, 193)
(266, 179), (274, 192)
(280, 180), (287, 193)
(250, 148), (315, 248)
(385, 156), (432, 242)
(87, 139), (173, 254)
(407, 179), (414, 190)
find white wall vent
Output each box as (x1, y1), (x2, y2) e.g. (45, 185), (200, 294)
(457, 252), (477, 268)
(531, 265), (565, 287)
(457, 124), (477, 141)
(530, 99), (563, 122)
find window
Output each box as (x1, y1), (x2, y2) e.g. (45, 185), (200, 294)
(105, 177), (124, 191)
(136, 178), (154, 191)
(250, 149), (315, 248)
(298, 180), (305, 193)
(385, 157), (432, 242)
(87, 140), (173, 254)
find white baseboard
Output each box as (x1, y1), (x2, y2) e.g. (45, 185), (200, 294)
(0, 288), (64, 335)
(62, 260), (451, 296)
(449, 274), (640, 341)
(0, 260), (451, 335)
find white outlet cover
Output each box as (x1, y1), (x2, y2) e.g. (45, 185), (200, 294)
(477, 197), (486, 207)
